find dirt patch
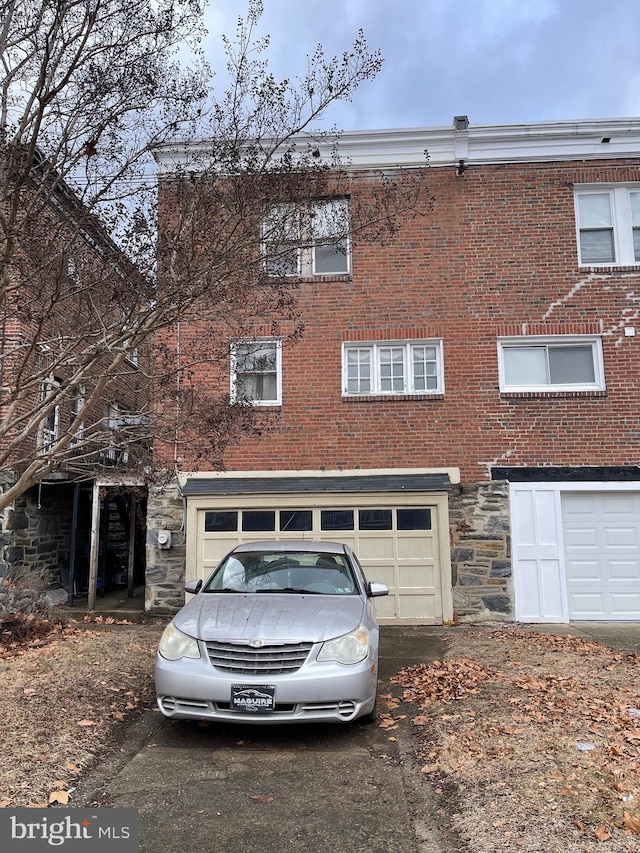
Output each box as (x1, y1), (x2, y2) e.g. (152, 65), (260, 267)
(0, 618), (163, 807)
(391, 628), (640, 852)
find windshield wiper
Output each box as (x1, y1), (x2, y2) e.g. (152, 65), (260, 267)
(281, 587), (324, 594)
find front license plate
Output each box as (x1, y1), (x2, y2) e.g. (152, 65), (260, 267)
(231, 684), (276, 713)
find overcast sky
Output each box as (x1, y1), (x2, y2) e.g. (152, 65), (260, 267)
(202, 0), (640, 131)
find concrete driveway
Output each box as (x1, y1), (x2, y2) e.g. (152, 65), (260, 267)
(76, 627), (453, 853)
(75, 623), (640, 853)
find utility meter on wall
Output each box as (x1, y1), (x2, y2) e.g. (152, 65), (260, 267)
(157, 529), (172, 549)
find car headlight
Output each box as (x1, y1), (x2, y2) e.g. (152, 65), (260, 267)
(158, 622), (200, 661)
(317, 626), (370, 665)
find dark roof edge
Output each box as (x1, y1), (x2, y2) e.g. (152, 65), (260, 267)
(182, 473), (451, 496)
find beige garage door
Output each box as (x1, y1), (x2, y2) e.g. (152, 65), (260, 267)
(186, 493), (451, 625)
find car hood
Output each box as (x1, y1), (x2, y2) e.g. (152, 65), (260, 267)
(174, 593), (366, 643)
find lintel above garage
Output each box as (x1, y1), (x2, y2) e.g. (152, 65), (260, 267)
(181, 472), (453, 496)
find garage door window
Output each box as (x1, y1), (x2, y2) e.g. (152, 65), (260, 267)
(359, 509), (393, 530)
(280, 510), (313, 531)
(242, 510), (276, 531)
(321, 510), (355, 530)
(397, 508), (432, 530)
(204, 511), (238, 532)
(204, 506), (433, 533)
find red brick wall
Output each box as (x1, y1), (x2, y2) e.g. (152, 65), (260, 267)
(156, 158), (640, 482)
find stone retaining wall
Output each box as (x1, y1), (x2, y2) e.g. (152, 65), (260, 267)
(448, 480), (512, 621)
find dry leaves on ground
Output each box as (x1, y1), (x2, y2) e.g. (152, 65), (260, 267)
(0, 619), (162, 807)
(391, 629), (640, 853)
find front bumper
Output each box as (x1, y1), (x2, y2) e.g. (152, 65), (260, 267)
(155, 643), (378, 724)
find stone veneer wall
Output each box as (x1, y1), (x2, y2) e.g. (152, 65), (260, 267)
(3, 484), (74, 586)
(448, 481), (512, 621)
(145, 479), (187, 613)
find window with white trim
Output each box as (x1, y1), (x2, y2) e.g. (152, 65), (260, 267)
(262, 199), (350, 276)
(498, 336), (605, 392)
(342, 340), (444, 396)
(231, 338), (282, 405)
(575, 185), (640, 265)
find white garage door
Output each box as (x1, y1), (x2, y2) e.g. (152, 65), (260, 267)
(562, 492), (640, 620)
(187, 494), (450, 625)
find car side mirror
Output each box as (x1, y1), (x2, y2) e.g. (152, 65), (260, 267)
(185, 579), (202, 595)
(367, 581), (389, 598)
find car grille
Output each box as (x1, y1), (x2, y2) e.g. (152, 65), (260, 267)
(205, 640), (313, 674)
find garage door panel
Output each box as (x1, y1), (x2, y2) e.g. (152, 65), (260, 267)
(326, 534), (357, 551)
(610, 593), (640, 615)
(601, 494), (638, 517)
(607, 560), (640, 580)
(566, 559), (602, 581)
(564, 526), (598, 549)
(357, 537), (394, 560)
(399, 563), (435, 587)
(397, 536), (435, 559)
(605, 527), (639, 548)
(563, 494), (598, 518)
(202, 538), (237, 562)
(569, 592), (606, 618)
(373, 596), (397, 620)
(397, 594), (440, 620)
(371, 566), (396, 587)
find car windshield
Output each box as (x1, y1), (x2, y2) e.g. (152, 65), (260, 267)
(203, 551), (358, 595)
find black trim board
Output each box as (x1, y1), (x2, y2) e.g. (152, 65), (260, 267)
(182, 473), (451, 496)
(492, 466), (640, 482)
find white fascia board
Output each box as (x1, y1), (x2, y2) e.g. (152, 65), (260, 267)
(155, 117), (640, 175)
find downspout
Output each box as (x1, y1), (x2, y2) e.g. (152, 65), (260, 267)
(174, 319), (181, 472)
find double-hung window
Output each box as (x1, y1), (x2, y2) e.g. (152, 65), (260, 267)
(575, 185), (640, 265)
(342, 340), (444, 396)
(263, 200), (350, 276)
(231, 338), (282, 406)
(498, 336), (605, 393)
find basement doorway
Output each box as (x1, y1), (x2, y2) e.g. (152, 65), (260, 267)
(67, 480), (147, 613)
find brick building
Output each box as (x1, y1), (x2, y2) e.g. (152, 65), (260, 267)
(1, 156), (149, 607)
(148, 116), (640, 624)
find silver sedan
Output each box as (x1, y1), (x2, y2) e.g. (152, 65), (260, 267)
(155, 540), (389, 724)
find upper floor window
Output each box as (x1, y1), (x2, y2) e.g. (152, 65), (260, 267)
(575, 185), (640, 266)
(342, 340), (444, 396)
(262, 199), (350, 277)
(231, 338), (282, 406)
(498, 336), (605, 393)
